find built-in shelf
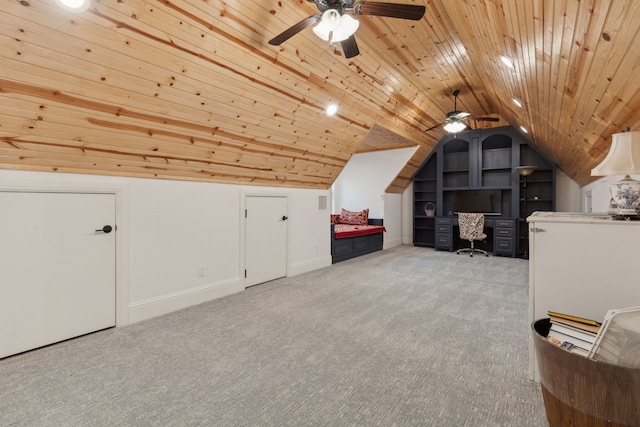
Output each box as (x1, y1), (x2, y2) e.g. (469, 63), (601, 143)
(412, 126), (555, 258)
(413, 154), (437, 247)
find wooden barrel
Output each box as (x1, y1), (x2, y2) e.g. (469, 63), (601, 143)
(532, 318), (640, 426)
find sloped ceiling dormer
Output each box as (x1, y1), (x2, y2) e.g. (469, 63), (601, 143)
(2, 1), (640, 190)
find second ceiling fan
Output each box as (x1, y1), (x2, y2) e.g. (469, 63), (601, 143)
(426, 90), (499, 133)
(268, 1), (426, 58)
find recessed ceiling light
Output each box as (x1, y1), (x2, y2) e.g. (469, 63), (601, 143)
(520, 126), (529, 133)
(499, 55), (515, 69)
(512, 98), (523, 108)
(326, 104), (338, 116)
(55, 0), (90, 13)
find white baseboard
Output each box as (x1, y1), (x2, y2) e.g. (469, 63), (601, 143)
(128, 278), (243, 324)
(288, 255), (332, 277)
(384, 237), (403, 249)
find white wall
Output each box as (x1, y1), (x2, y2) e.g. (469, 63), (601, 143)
(401, 183), (414, 244)
(383, 192), (403, 248)
(555, 169), (582, 212)
(332, 147), (418, 249)
(332, 147), (418, 218)
(0, 169), (331, 325)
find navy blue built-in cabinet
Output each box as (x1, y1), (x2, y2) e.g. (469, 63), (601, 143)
(413, 126), (555, 258)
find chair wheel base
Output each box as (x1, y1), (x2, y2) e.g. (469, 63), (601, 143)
(456, 248), (489, 257)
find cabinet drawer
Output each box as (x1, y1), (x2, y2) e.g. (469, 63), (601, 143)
(495, 219), (515, 228)
(369, 233), (383, 246)
(332, 239), (352, 256)
(435, 233), (451, 250)
(494, 237), (514, 254)
(495, 227), (513, 237)
(353, 236), (370, 252)
(437, 224), (451, 233)
(436, 217), (452, 225)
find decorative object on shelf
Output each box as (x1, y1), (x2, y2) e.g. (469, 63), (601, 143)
(516, 165), (538, 258)
(424, 202), (435, 217)
(591, 129), (640, 218)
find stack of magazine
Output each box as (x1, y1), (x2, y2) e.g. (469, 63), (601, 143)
(588, 306), (640, 369)
(546, 311), (601, 357)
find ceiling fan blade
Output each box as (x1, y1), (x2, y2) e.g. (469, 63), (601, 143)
(268, 15), (320, 46)
(354, 2), (426, 20)
(473, 117), (500, 122)
(426, 122), (444, 132)
(341, 35), (360, 58)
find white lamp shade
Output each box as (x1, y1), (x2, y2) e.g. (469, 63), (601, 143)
(443, 120), (467, 133)
(591, 131), (640, 176)
(313, 10), (359, 43)
(332, 14), (359, 42)
(312, 10), (342, 41)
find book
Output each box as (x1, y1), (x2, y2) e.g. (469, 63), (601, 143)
(549, 315), (601, 334)
(547, 310), (601, 327)
(547, 329), (593, 352)
(550, 322), (597, 344)
(569, 346), (589, 357)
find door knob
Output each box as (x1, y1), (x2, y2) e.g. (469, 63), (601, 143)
(281, 216), (288, 221)
(95, 225), (113, 233)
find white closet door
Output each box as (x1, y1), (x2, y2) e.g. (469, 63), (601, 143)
(0, 192), (116, 358)
(245, 196), (288, 287)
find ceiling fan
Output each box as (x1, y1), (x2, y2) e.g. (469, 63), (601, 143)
(426, 90), (500, 133)
(268, 1), (426, 58)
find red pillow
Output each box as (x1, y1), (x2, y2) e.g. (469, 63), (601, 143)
(339, 208), (369, 225)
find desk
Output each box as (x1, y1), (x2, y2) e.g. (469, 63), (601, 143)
(434, 216), (516, 257)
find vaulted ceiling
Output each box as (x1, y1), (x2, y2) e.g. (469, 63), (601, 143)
(2, 0), (640, 191)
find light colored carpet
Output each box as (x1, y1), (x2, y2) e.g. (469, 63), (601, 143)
(0, 245), (548, 426)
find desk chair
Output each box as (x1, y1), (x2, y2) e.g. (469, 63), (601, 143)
(456, 212), (489, 257)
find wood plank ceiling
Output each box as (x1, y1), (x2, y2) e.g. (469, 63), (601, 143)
(2, 0), (640, 191)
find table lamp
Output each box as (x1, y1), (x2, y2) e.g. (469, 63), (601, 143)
(591, 130), (640, 218)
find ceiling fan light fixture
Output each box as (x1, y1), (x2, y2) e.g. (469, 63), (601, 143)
(443, 120), (467, 134)
(312, 9), (359, 43)
(333, 14), (359, 42)
(313, 9), (342, 41)
(54, 0), (90, 12)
